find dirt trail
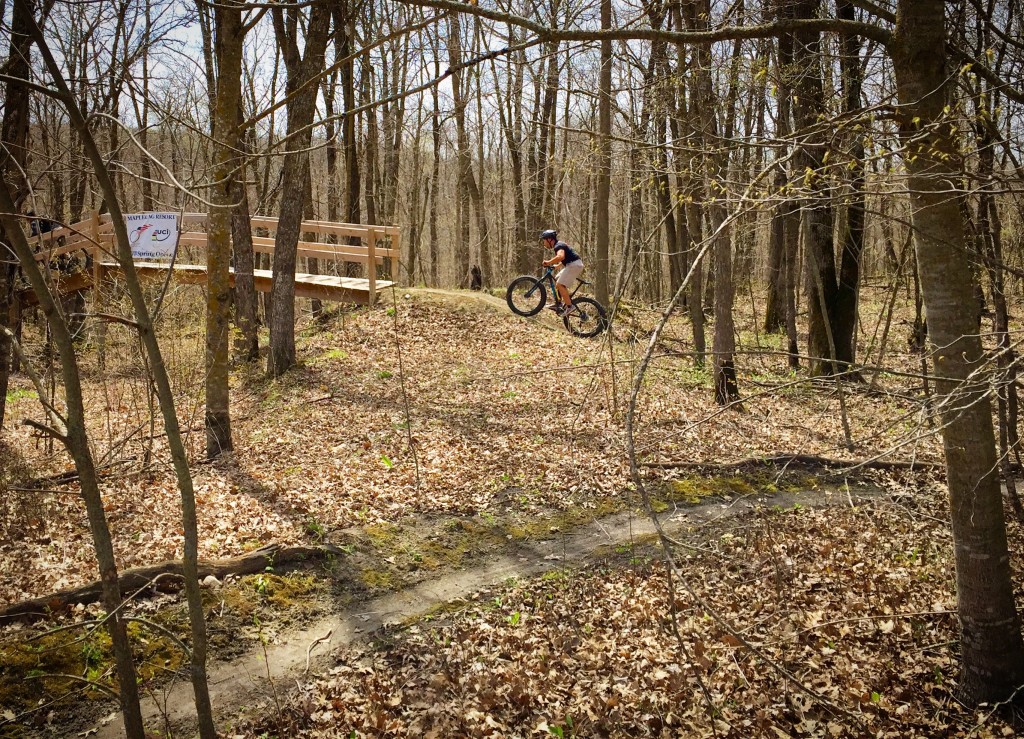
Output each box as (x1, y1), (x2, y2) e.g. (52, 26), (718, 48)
(387, 286), (570, 330)
(91, 486), (874, 738)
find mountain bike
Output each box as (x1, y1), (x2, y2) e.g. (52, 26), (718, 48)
(505, 266), (608, 338)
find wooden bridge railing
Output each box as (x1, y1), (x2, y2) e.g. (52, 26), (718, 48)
(28, 212), (401, 304)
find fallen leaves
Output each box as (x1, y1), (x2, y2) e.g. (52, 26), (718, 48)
(231, 489), (1020, 738)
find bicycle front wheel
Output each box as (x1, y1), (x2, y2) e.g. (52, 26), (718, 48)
(563, 297), (608, 338)
(506, 276), (548, 317)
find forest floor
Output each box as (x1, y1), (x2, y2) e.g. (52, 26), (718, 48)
(0, 283), (1020, 737)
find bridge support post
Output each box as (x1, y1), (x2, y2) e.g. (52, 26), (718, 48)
(368, 229), (377, 305)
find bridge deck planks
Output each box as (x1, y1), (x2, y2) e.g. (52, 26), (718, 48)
(111, 262), (392, 304)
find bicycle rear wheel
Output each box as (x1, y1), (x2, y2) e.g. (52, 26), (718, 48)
(506, 276), (548, 317)
(563, 297), (608, 338)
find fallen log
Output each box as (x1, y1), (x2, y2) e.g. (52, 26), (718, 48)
(641, 453), (945, 473)
(0, 542), (342, 623)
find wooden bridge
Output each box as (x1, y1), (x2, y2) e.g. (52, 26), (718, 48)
(19, 211), (399, 308)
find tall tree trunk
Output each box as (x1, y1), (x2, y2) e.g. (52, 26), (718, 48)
(324, 71), (340, 227)
(764, 39), (790, 335)
(205, 2), (244, 457)
(0, 0), (36, 431)
(362, 63), (379, 228)
(471, 52), (492, 285)
(892, 0), (1024, 704)
(527, 25), (560, 239)
(831, 0), (866, 369)
(686, 0), (737, 400)
(334, 2), (361, 268)
(268, 4), (330, 376)
(668, 8), (705, 361)
(594, 0), (612, 306)
(648, 4), (677, 300)
(628, 44), (656, 302)
(448, 14), (472, 281)
(685, 200), (706, 366)
(380, 29), (406, 226)
(137, 0), (153, 211)
(782, 199), (801, 369)
(493, 36), (530, 275)
(791, 0), (838, 376)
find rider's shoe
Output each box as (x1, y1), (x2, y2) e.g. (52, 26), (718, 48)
(558, 304), (577, 317)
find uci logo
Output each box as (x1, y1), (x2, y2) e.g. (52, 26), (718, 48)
(129, 224), (171, 244)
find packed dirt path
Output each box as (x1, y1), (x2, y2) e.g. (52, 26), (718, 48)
(92, 485), (877, 738)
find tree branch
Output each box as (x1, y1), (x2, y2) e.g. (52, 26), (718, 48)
(399, 0), (894, 46)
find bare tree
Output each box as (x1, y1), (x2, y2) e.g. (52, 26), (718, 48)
(0, 0), (39, 431)
(891, 0), (1024, 703)
(267, 1), (330, 376)
(26, 11), (218, 731)
(204, 0), (247, 457)
(593, 0), (612, 306)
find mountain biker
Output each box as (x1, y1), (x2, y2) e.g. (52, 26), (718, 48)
(540, 229), (584, 316)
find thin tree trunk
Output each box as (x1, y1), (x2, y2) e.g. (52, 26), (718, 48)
(335, 3), (362, 268)
(137, 0), (153, 211)
(302, 159), (322, 318)
(0, 185), (145, 738)
(497, 35), (531, 274)
(764, 34), (792, 336)
(362, 62), (379, 229)
(28, 18), (219, 735)
(428, 50), (441, 286)
(232, 116), (259, 362)
(448, 14), (472, 281)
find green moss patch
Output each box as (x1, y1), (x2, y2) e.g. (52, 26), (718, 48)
(661, 471), (819, 504)
(0, 619), (185, 719)
(3, 388), (37, 404)
(666, 475), (756, 503)
(0, 571), (326, 723)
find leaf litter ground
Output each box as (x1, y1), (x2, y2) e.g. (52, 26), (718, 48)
(0, 286), (1020, 736)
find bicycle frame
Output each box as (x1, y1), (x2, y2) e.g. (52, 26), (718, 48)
(535, 265), (588, 305)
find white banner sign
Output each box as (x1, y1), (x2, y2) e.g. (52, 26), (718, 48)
(126, 212), (179, 260)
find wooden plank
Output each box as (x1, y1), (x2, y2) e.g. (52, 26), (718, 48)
(174, 233), (397, 263)
(17, 271), (93, 308)
(181, 212), (398, 238)
(251, 235), (398, 258)
(31, 223), (111, 261)
(32, 236), (96, 262)
(249, 216), (399, 240)
(102, 262), (389, 304)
